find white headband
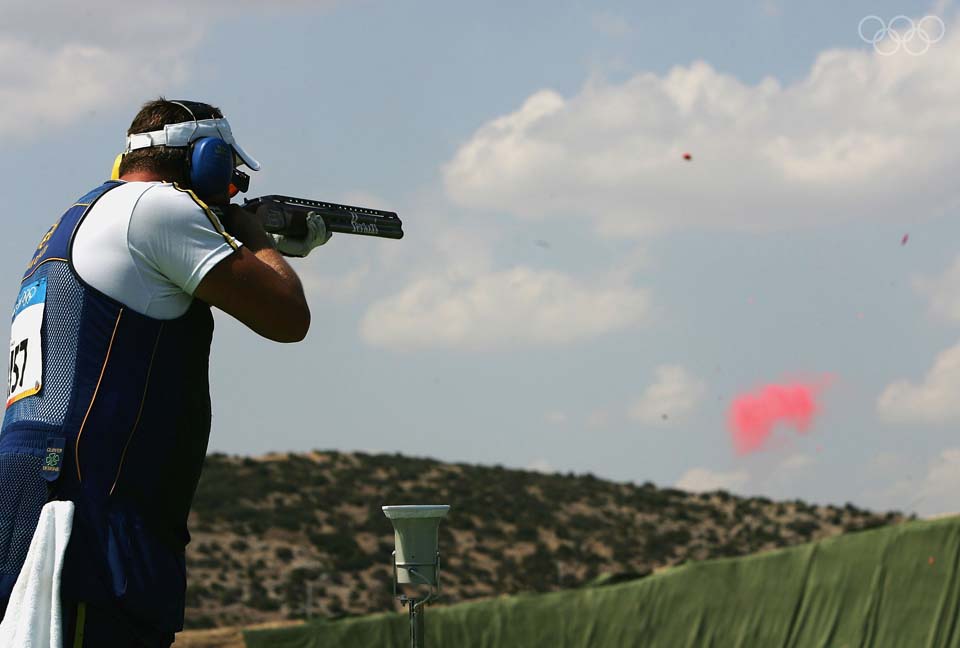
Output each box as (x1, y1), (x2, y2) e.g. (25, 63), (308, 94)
(124, 117), (261, 171)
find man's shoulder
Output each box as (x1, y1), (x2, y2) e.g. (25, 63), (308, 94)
(111, 182), (216, 229)
(126, 181), (205, 210)
(82, 181), (182, 214)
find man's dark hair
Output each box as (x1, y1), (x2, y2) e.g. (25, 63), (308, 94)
(118, 97), (224, 183)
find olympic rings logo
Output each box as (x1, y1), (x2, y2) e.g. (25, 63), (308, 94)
(859, 15), (945, 56)
(14, 287), (38, 312)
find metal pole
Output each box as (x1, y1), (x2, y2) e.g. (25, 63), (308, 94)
(409, 599), (425, 648)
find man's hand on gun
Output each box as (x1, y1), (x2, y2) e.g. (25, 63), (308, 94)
(215, 205), (332, 258)
(215, 204), (275, 250)
(270, 212), (332, 257)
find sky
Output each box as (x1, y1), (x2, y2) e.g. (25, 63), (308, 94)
(2, 0), (959, 517)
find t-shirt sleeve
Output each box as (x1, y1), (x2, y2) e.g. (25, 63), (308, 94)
(127, 184), (243, 296)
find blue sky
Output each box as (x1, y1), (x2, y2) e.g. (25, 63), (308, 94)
(2, 0), (959, 516)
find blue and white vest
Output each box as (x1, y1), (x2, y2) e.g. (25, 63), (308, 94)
(0, 180), (215, 632)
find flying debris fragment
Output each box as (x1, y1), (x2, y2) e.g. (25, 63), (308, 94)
(728, 379), (830, 454)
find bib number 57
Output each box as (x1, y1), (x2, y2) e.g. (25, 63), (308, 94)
(8, 339), (28, 397)
(7, 276), (46, 407)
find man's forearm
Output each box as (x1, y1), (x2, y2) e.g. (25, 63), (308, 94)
(251, 244), (306, 300)
(217, 204), (308, 304)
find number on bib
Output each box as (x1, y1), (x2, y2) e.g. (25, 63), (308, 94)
(7, 277), (46, 407)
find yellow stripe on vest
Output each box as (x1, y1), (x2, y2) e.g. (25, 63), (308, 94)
(171, 183), (240, 251)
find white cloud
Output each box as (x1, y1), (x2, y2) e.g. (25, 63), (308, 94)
(360, 266), (649, 351)
(301, 264), (372, 301)
(779, 453), (814, 472)
(527, 458), (555, 473)
(676, 467), (749, 493)
(877, 340), (960, 423)
(886, 448), (960, 517)
(917, 448), (960, 516)
(0, 1), (334, 138)
(914, 256), (960, 322)
(769, 453), (815, 487)
(628, 364), (705, 423)
(444, 19), (960, 236)
(0, 33), (195, 138)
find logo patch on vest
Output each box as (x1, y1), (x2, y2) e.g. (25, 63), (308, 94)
(42, 437), (65, 481)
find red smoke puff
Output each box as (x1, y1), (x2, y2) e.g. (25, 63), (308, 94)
(728, 383), (820, 454)
(683, 153), (692, 160)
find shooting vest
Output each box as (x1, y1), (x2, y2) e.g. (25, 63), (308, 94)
(0, 180), (215, 631)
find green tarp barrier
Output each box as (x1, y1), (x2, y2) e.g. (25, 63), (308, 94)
(245, 516), (960, 648)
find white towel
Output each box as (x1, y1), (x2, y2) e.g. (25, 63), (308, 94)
(0, 500), (75, 648)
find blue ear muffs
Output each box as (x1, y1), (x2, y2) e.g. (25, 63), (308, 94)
(188, 137), (234, 201)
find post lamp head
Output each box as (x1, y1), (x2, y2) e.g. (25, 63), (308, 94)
(382, 505), (449, 587)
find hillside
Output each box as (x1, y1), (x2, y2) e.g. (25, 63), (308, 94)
(183, 451), (907, 629)
(243, 515), (960, 648)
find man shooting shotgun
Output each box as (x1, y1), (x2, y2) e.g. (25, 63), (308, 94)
(0, 97), (399, 647)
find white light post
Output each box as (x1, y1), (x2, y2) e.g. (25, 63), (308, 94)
(383, 505), (450, 648)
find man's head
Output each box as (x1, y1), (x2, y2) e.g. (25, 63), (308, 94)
(117, 97), (260, 204)
(118, 98), (224, 184)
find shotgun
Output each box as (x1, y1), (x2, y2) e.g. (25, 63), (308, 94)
(242, 195), (404, 240)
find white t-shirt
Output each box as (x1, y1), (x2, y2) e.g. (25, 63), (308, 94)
(71, 181), (241, 320)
